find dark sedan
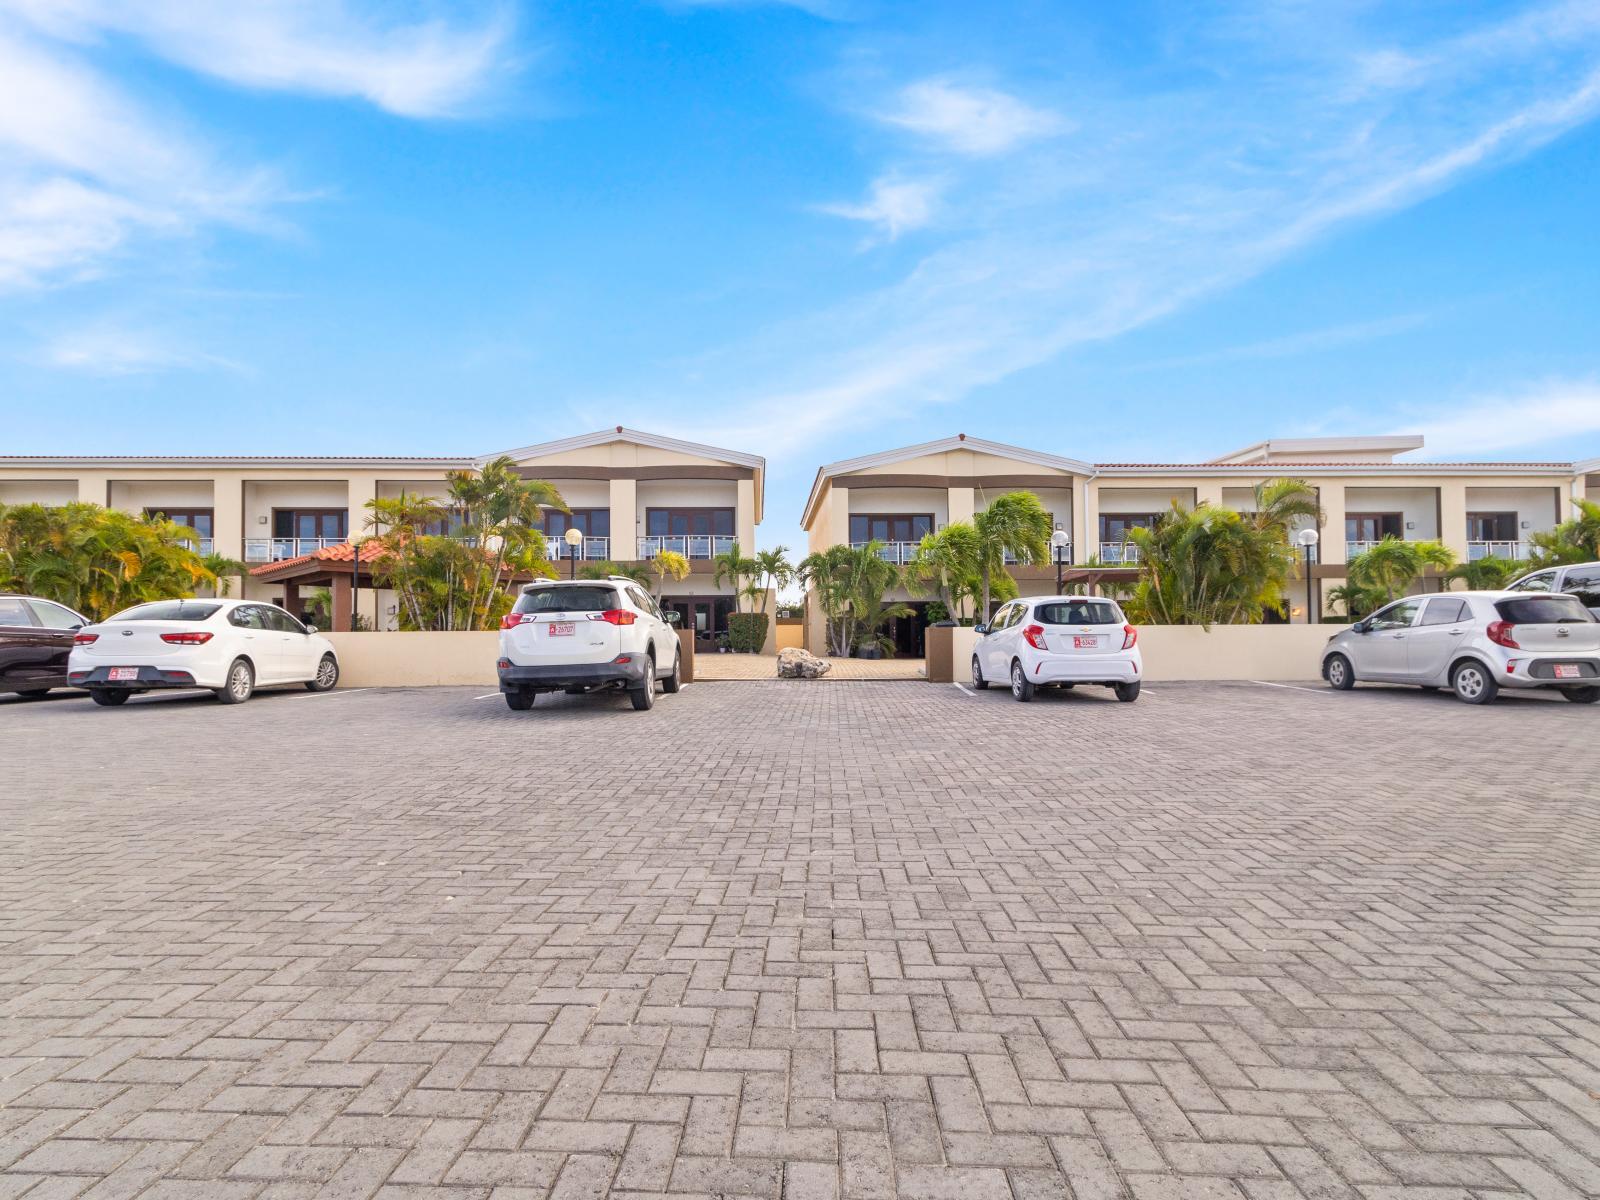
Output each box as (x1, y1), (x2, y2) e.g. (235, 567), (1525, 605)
(1, 594), (91, 698)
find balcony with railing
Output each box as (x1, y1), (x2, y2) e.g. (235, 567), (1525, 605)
(545, 536), (611, 561)
(637, 534), (736, 561)
(1468, 540), (1526, 561)
(179, 538), (214, 556)
(851, 540), (920, 565)
(244, 537), (346, 563)
(1098, 541), (1141, 565)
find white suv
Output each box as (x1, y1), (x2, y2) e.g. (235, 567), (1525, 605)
(973, 594), (1143, 702)
(497, 578), (682, 711)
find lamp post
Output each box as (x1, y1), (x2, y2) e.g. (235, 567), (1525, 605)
(1050, 526), (1070, 594)
(564, 526), (583, 579)
(1296, 527), (1320, 625)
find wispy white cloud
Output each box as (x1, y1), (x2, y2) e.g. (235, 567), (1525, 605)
(817, 173), (941, 241)
(0, 1), (513, 291)
(34, 325), (244, 376)
(1125, 313), (1433, 372)
(649, 3), (1600, 459)
(874, 79), (1066, 156)
(1398, 378), (1600, 457)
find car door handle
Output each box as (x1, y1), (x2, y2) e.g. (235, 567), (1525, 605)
(1448, 629), (1465, 636)
(1392, 633), (1405, 639)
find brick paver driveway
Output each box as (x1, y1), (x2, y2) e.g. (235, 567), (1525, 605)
(3, 680), (1598, 1200)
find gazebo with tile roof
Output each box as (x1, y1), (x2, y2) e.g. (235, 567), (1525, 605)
(248, 541), (388, 631)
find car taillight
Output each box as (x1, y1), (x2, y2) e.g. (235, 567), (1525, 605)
(1486, 620), (1519, 649)
(1022, 623), (1048, 650)
(501, 612), (526, 629)
(594, 609), (636, 625)
(159, 632), (213, 645)
(1122, 624), (1138, 650)
(73, 632), (98, 645)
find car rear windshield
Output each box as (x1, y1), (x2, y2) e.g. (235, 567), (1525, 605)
(513, 585), (619, 614)
(1034, 600), (1123, 626)
(1495, 596), (1595, 624)
(109, 600), (222, 622)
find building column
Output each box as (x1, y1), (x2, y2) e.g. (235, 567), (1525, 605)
(346, 475), (377, 543)
(212, 474), (244, 562)
(1437, 481), (1469, 560)
(1076, 481), (1099, 565)
(735, 476), (755, 556)
(283, 582), (300, 618)
(828, 485), (850, 548)
(948, 486), (976, 526)
(610, 477), (638, 560)
(1318, 484), (1346, 566)
(1194, 482), (1224, 509)
(332, 574), (353, 633)
(76, 475), (109, 506)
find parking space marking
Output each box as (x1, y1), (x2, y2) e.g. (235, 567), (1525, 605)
(953, 683), (978, 696)
(1248, 679), (1331, 694)
(307, 688), (374, 698)
(474, 693), (500, 700)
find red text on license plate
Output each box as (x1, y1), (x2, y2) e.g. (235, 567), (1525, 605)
(548, 622), (574, 637)
(1073, 636), (1097, 648)
(109, 667), (139, 681)
(1554, 664), (1581, 678)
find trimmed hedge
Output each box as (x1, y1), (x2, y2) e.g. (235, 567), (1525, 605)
(727, 612), (769, 653)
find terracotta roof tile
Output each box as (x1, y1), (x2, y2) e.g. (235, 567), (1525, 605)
(248, 541), (388, 576)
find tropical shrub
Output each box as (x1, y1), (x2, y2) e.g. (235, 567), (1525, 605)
(727, 612), (768, 653)
(1527, 499), (1600, 567)
(1446, 556), (1522, 591)
(648, 550), (691, 598)
(1125, 503), (1301, 626)
(364, 456), (562, 631)
(713, 542), (763, 613)
(1345, 537), (1455, 604)
(1325, 581), (1388, 620)
(753, 547), (794, 615)
(907, 523), (980, 620)
(798, 541), (905, 657)
(973, 492), (1051, 618)
(0, 502), (219, 620)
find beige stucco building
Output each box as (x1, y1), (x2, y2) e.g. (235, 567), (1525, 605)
(800, 433), (1599, 651)
(0, 427), (765, 644)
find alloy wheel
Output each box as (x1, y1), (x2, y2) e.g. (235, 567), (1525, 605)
(316, 658), (338, 688)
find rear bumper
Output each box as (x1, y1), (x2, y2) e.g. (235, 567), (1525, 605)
(498, 656), (648, 693)
(1494, 653), (1600, 688)
(68, 665), (200, 690)
(1031, 653), (1140, 684)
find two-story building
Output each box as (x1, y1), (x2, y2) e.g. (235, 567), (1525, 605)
(0, 427), (765, 646)
(800, 433), (1598, 651)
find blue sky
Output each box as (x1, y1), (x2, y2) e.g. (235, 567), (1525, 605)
(3, 0), (1599, 551)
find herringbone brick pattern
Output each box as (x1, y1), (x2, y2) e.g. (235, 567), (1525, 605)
(1, 680), (1597, 1199)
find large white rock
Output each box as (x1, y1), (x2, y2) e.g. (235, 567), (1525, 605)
(777, 646), (832, 679)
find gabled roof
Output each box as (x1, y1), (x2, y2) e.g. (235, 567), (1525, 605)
(802, 434), (1093, 528)
(1209, 435), (1425, 464)
(481, 426), (765, 472)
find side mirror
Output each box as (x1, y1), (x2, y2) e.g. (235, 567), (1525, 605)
(974, 624), (989, 635)
(306, 625), (319, 635)
(1351, 619), (1369, 633)
(664, 611), (681, 625)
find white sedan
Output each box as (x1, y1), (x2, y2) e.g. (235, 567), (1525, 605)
(973, 594), (1143, 702)
(69, 598), (340, 706)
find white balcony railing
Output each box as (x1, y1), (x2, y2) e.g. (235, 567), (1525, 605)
(1098, 541), (1141, 565)
(1468, 540), (1525, 561)
(544, 536), (611, 562)
(638, 534), (736, 561)
(850, 540), (920, 565)
(179, 538), (214, 555)
(244, 537), (346, 563)
(1006, 544), (1073, 566)
(1346, 539), (1389, 558)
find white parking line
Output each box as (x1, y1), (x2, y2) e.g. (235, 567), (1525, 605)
(474, 693), (500, 700)
(1248, 680), (1330, 694)
(953, 683), (978, 696)
(309, 688), (374, 699)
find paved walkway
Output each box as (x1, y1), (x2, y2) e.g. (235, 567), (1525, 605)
(695, 653), (925, 680)
(2, 680), (1599, 1199)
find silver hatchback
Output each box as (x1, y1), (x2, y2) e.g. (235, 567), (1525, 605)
(1321, 591), (1600, 705)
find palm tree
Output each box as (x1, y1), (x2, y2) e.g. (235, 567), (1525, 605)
(1347, 537), (1456, 603)
(1126, 504), (1297, 626)
(1446, 556), (1522, 591)
(1326, 581), (1386, 621)
(972, 492), (1051, 620)
(712, 541), (759, 613)
(1528, 498), (1600, 567)
(648, 550), (691, 599)
(200, 551), (249, 597)
(1245, 478), (1323, 540)
(578, 560), (650, 585)
(798, 541), (902, 657)
(752, 547), (794, 616)
(906, 524), (980, 621)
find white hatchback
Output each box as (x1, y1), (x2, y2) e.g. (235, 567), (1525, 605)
(69, 598), (340, 706)
(973, 595), (1143, 702)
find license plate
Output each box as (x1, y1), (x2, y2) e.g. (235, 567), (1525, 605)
(548, 622), (574, 637)
(1073, 636), (1099, 649)
(1554, 664), (1582, 679)
(108, 667), (139, 681)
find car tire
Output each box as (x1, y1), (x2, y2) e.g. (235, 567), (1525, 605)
(1010, 660), (1034, 703)
(1115, 681), (1141, 703)
(16, 688), (51, 699)
(1562, 686), (1600, 704)
(504, 690), (534, 711)
(89, 689), (129, 707)
(971, 656), (988, 689)
(215, 658), (255, 705)
(661, 651), (682, 694)
(305, 654), (339, 692)
(1450, 660), (1497, 705)
(631, 658), (656, 710)
(1324, 653), (1355, 690)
